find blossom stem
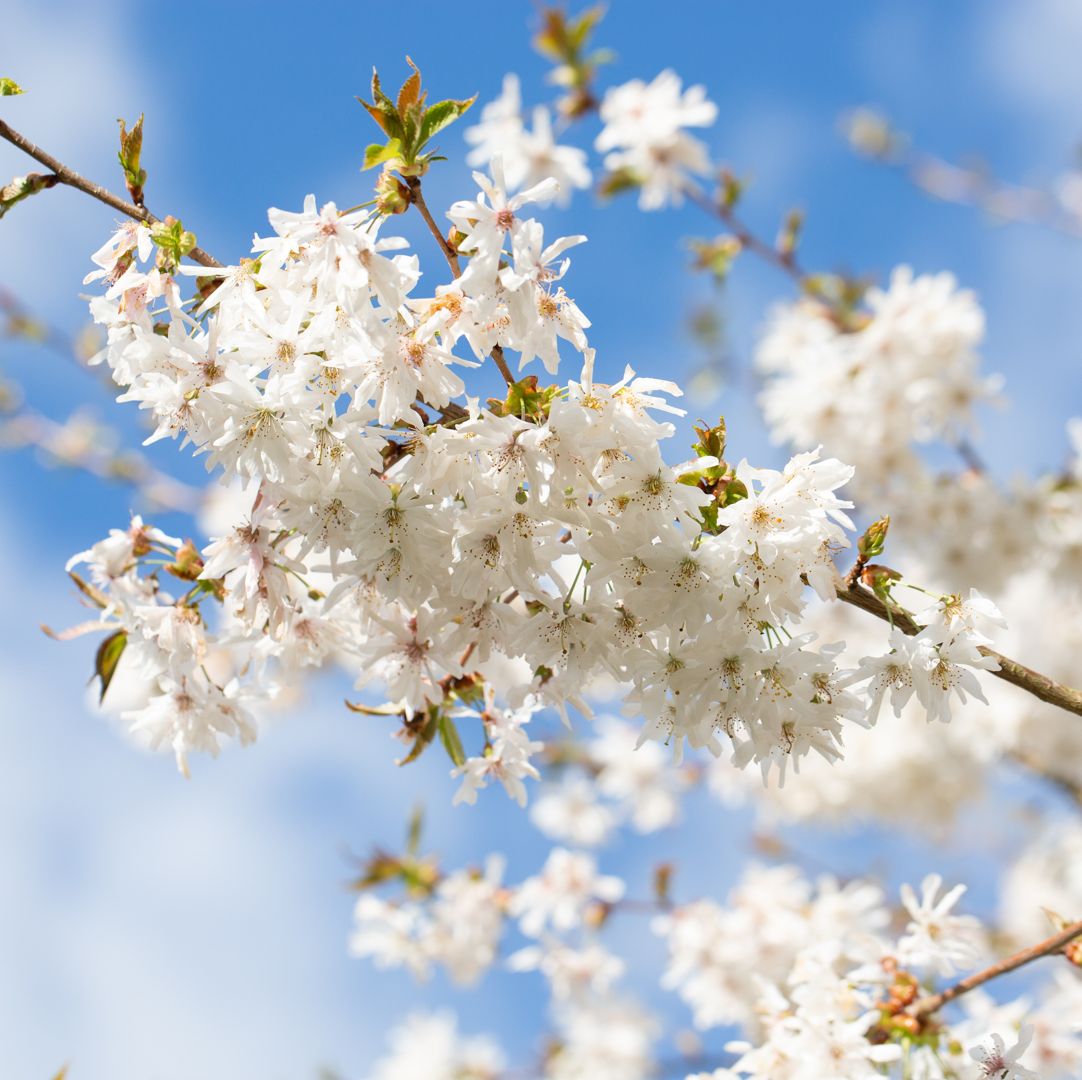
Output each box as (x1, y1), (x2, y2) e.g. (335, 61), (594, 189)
(489, 343), (516, 385)
(0, 118), (222, 268)
(833, 573), (1082, 718)
(404, 174), (515, 387)
(405, 175), (461, 275)
(911, 917), (1082, 1019)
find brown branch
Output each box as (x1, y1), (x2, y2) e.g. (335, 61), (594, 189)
(404, 174), (514, 387)
(489, 343), (516, 385)
(911, 918), (1082, 1019)
(1007, 748), (1082, 805)
(953, 436), (987, 474)
(405, 175), (460, 275)
(0, 118), (221, 268)
(833, 573), (1082, 719)
(685, 183), (807, 287)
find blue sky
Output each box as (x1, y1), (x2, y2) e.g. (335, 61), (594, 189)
(2, 2), (1081, 1077)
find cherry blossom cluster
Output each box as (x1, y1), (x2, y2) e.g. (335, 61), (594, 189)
(351, 844), (655, 1079)
(66, 152), (1012, 788)
(757, 267), (1003, 500)
(530, 715), (691, 847)
(354, 847), (1082, 1080)
(752, 269), (1082, 820)
(465, 74), (592, 205)
(465, 67), (718, 210)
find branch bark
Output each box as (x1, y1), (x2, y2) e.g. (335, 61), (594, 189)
(406, 175), (460, 275)
(404, 174), (514, 387)
(834, 574), (1082, 719)
(0, 118), (221, 268)
(685, 183), (807, 287)
(911, 919), (1082, 1019)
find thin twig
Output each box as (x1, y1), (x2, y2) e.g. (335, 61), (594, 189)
(1007, 748), (1082, 805)
(0, 118), (221, 268)
(953, 436), (987, 474)
(911, 918), (1082, 1018)
(489, 343), (516, 385)
(834, 572), (1082, 718)
(404, 173), (514, 387)
(685, 183), (807, 287)
(855, 130), (1082, 239)
(406, 175), (460, 275)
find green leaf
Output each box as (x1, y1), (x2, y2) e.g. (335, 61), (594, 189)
(94, 630), (127, 703)
(370, 67), (395, 111)
(597, 166), (643, 200)
(0, 77), (25, 96)
(356, 97), (394, 139)
(150, 216), (196, 273)
(692, 418), (727, 461)
(362, 138), (403, 171)
(689, 235), (742, 282)
(568, 5), (605, 51)
(418, 96), (476, 147)
(501, 375), (560, 420)
(437, 714), (466, 768)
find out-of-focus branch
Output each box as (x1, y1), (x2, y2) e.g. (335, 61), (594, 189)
(1, 291), (200, 512)
(842, 107), (1082, 238)
(0, 407), (200, 512)
(0, 118), (222, 267)
(686, 183), (808, 287)
(683, 179), (868, 331)
(1008, 748), (1082, 806)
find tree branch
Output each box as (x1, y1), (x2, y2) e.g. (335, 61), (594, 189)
(834, 573), (1082, 718)
(911, 918), (1082, 1019)
(1007, 748), (1082, 805)
(0, 118), (221, 268)
(405, 175), (460, 275)
(685, 183), (807, 287)
(404, 174), (514, 387)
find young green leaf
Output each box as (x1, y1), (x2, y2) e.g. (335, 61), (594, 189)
(437, 713), (467, 768)
(396, 708), (440, 766)
(418, 96), (476, 148)
(94, 630), (127, 703)
(363, 138), (403, 171)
